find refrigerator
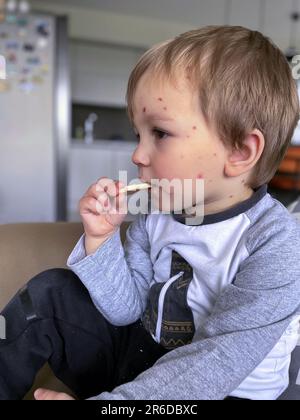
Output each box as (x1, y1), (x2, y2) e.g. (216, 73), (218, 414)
(0, 12), (70, 223)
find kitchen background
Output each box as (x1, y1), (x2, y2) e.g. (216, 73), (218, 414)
(1, 0), (300, 223)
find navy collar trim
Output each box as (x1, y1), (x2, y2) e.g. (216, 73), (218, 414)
(172, 184), (268, 226)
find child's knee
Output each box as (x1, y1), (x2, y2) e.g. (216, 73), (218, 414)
(27, 268), (78, 291)
(24, 269), (82, 317)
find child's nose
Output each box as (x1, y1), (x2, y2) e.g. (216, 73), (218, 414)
(132, 143), (151, 167)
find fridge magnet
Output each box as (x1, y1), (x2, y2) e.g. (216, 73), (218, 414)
(18, 0), (30, 14)
(0, 31), (8, 39)
(19, 78), (34, 93)
(6, 0), (18, 13)
(17, 17), (28, 28)
(0, 54), (6, 79)
(18, 28), (27, 38)
(23, 43), (35, 52)
(27, 57), (40, 66)
(5, 40), (19, 50)
(7, 52), (17, 64)
(21, 67), (30, 75)
(40, 64), (49, 74)
(36, 21), (50, 38)
(5, 14), (17, 24)
(32, 74), (43, 85)
(7, 62), (17, 77)
(0, 79), (10, 92)
(37, 37), (48, 49)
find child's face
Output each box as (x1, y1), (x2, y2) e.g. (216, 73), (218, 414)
(131, 71), (229, 213)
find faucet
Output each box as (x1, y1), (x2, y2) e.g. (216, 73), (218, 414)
(84, 113), (98, 144)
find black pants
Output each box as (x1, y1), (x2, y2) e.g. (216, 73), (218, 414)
(0, 269), (170, 400)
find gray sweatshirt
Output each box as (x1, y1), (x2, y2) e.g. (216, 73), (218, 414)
(67, 185), (300, 400)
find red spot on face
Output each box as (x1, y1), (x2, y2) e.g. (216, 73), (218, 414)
(193, 126), (197, 130)
(163, 107), (167, 111)
(229, 195), (234, 199)
(186, 135), (190, 138)
(214, 153), (217, 157)
(143, 107), (146, 113)
(158, 97), (163, 101)
(197, 174), (204, 179)
(180, 154), (185, 159)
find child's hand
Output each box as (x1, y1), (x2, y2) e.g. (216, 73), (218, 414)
(79, 177), (128, 242)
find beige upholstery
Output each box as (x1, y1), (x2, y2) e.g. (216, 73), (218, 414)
(0, 222), (130, 400)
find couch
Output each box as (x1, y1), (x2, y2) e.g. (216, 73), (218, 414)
(0, 222), (130, 400)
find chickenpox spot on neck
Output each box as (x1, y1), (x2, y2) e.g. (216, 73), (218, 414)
(197, 174), (204, 179)
(163, 107), (167, 111)
(213, 153), (217, 157)
(143, 107), (146, 113)
(158, 97), (163, 102)
(229, 195), (234, 199)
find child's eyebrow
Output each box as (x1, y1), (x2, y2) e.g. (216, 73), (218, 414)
(132, 113), (174, 130)
(144, 113), (174, 122)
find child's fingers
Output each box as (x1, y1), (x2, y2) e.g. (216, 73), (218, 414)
(80, 196), (104, 215)
(95, 192), (111, 214)
(110, 189), (128, 215)
(83, 178), (114, 199)
(107, 181), (126, 198)
(96, 177), (118, 196)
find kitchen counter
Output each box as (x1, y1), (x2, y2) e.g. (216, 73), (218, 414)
(71, 139), (138, 151)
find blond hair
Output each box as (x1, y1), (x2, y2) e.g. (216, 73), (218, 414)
(126, 26), (299, 188)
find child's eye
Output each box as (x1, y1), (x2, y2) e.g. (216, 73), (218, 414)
(153, 129), (168, 140)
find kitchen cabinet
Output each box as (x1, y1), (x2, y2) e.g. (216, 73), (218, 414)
(228, 0), (261, 30)
(227, 0), (295, 53)
(70, 41), (145, 107)
(68, 140), (138, 221)
(264, 0), (294, 53)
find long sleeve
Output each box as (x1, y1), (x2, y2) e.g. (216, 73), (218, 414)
(67, 215), (153, 326)
(89, 218), (300, 400)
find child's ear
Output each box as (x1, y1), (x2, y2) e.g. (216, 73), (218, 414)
(224, 129), (265, 178)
